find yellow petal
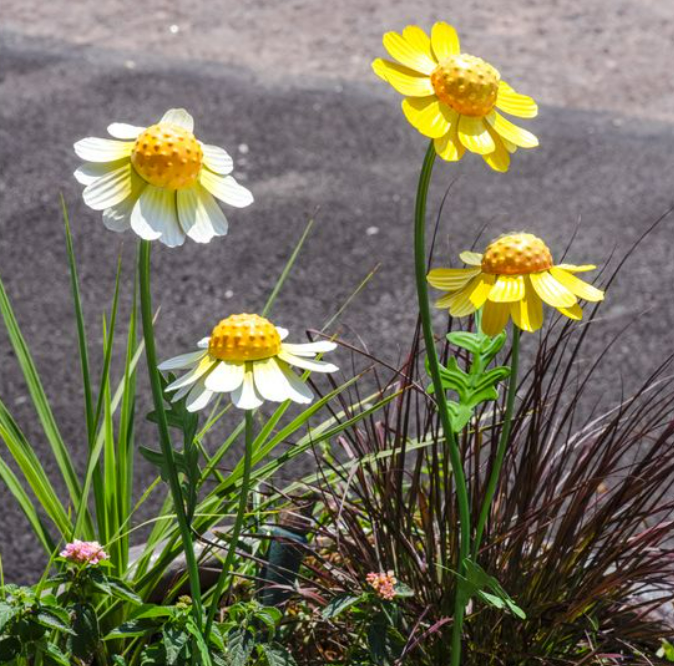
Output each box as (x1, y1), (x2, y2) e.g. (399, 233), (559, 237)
(530, 271), (577, 308)
(459, 251), (483, 266)
(549, 267), (604, 302)
(486, 111), (539, 148)
(458, 116), (496, 155)
(482, 300), (511, 337)
(555, 264), (596, 273)
(488, 275), (525, 303)
(372, 59), (434, 96)
(402, 97), (455, 138)
(434, 123), (465, 162)
(402, 26), (435, 61)
(481, 130), (510, 173)
(510, 278), (543, 332)
(427, 267), (480, 290)
(557, 303), (583, 321)
(467, 273), (496, 308)
(501, 137), (518, 153)
(435, 291), (456, 309)
(445, 283), (478, 317)
(496, 81), (538, 118)
(431, 22), (461, 61)
(383, 30), (437, 75)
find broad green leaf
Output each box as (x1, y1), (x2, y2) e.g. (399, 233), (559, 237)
(461, 560), (526, 620)
(105, 576), (142, 605)
(393, 582), (414, 598)
(260, 643), (298, 666)
(0, 603), (17, 632)
(35, 607), (75, 635)
(43, 641), (71, 666)
(321, 594), (363, 620)
(163, 625), (189, 666)
(227, 628), (254, 666)
(68, 602), (99, 659)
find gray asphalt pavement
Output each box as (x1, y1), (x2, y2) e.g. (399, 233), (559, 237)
(1, 12), (673, 582)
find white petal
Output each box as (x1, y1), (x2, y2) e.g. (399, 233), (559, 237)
(102, 170), (145, 230)
(204, 361), (245, 392)
(158, 350), (207, 371)
(185, 379), (215, 412)
(231, 369), (264, 410)
(74, 160), (127, 185)
(74, 137), (133, 162)
(276, 327), (289, 340)
(277, 361), (314, 404)
(197, 337), (210, 349)
(107, 123), (146, 140)
(277, 350), (338, 373)
(252, 357), (295, 402)
(281, 341), (337, 357)
(199, 170), (253, 208)
(160, 108), (194, 132)
(166, 356), (215, 391)
(202, 144), (234, 175)
(171, 383), (193, 403)
(82, 163), (134, 211)
(177, 184), (228, 243)
(102, 197), (135, 232)
(130, 185), (185, 246)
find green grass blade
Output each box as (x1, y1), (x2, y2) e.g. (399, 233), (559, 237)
(0, 400), (72, 538)
(61, 196), (95, 445)
(116, 269), (139, 571)
(0, 453), (55, 553)
(103, 318), (121, 572)
(261, 214), (315, 317)
(0, 275), (82, 508)
(89, 258), (122, 539)
(92, 254), (122, 436)
(74, 328), (146, 538)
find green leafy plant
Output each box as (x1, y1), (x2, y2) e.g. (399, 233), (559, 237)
(0, 584), (72, 665)
(321, 582), (412, 665)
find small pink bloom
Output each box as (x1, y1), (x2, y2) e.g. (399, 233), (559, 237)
(60, 540), (109, 566)
(366, 570), (397, 600)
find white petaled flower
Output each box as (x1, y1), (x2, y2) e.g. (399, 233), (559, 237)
(158, 313), (338, 412)
(73, 108), (253, 247)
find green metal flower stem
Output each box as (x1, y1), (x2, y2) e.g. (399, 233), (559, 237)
(413, 142), (471, 666)
(138, 240), (203, 627)
(473, 326), (520, 557)
(205, 409), (254, 636)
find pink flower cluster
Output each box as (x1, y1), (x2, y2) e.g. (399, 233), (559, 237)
(60, 540), (109, 566)
(366, 570), (397, 600)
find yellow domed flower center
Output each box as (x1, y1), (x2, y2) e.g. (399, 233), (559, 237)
(208, 313), (282, 362)
(430, 54), (500, 117)
(481, 233), (553, 275)
(131, 123), (203, 190)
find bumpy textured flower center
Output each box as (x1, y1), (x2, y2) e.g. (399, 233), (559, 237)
(430, 54), (500, 117)
(481, 233), (553, 275)
(208, 313), (282, 362)
(131, 123), (203, 190)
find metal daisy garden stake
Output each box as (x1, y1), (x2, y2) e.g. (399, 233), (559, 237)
(73, 107), (255, 628)
(373, 20), (604, 666)
(159, 313), (338, 634)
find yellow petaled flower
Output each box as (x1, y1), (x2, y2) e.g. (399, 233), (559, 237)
(158, 313), (338, 411)
(372, 22), (538, 172)
(427, 233), (605, 336)
(73, 109), (253, 247)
